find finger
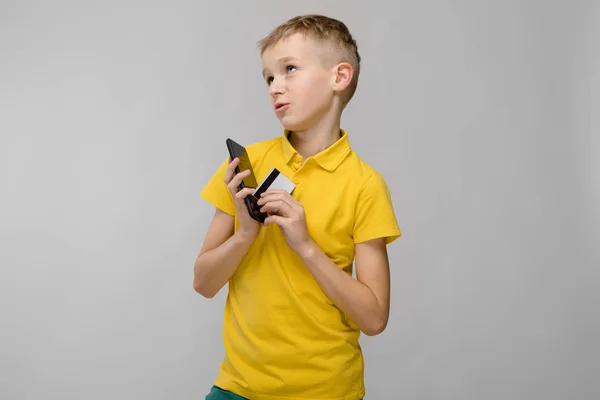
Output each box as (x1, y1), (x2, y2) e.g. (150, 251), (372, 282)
(227, 169), (251, 192)
(260, 199), (293, 217)
(260, 190), (298, 206)
(224, 157), (239, 183)
(263, 214), (286, 227)
(235, 187), (256, 200)
(260, 189), (289, 197)
(257, 191), (293, 206)
(261, 195), (304, 220)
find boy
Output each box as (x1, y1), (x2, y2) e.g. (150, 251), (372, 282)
(194, 14), (401, 400)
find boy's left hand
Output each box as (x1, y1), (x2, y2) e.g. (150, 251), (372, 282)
(257, 190), (312, 254)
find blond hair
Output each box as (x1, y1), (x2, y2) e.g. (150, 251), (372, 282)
(258, 14), (361, 105)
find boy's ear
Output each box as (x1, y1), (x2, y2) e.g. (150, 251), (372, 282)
(332, 62), (353, 93)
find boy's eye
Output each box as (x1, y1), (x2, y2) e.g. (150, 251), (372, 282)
(265, 66), (295, 86)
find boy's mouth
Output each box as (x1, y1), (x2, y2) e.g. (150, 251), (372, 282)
(274, 102), (289, 112)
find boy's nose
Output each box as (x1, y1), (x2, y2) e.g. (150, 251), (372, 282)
(269, 77), (285, 95)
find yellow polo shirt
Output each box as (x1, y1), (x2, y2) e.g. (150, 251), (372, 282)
(200, 129), (401, 400)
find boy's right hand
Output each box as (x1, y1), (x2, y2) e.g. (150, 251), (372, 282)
(224, 157), (261, 242)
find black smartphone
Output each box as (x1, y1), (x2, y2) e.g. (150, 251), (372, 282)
(225, 138), (267, 223)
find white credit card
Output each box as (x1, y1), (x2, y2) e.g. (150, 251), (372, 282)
(253, 168), (295, 198)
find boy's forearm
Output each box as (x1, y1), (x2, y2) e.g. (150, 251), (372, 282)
(298, 241), (388, 336)
(193, 233), (254, 298)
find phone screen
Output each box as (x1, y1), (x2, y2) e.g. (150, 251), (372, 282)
(227, 139), (258, 189)
(237, 150), (258, 188)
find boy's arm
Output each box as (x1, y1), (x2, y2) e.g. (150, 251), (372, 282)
(298, 238), (391, 336)
(257, 182), (398, 336)
(193, 208), (255, 298)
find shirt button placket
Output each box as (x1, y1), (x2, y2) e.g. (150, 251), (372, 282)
(291, 154), (302, 182)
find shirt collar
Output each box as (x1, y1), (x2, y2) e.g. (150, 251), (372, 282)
(281, 129), (352, 172)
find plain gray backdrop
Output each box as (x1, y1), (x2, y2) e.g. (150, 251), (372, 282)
(1, 1), (598, 399)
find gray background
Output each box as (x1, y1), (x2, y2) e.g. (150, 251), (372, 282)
(1, 1), (598, 399)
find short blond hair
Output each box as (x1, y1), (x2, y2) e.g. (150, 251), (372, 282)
(258, 14), (361, 105)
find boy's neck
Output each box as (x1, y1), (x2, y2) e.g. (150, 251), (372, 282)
(287, 117), (342, 161)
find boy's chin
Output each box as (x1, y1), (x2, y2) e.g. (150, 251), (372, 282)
(279, 117), (310, 132)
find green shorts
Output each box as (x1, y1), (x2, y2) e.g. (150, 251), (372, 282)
(205, 385), (363, 399)
(205, 386), (248, 399)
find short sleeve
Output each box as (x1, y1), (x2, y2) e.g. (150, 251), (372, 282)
(353, 172), (401, 244)
(199, 157), (236, 216)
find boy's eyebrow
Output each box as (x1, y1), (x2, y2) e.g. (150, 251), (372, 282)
(278, 56), (300, 64)
(262, 56), (301, 78)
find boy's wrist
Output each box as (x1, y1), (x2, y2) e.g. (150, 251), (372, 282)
(234, 230), (257, 247)
(297, 239), (318, 260)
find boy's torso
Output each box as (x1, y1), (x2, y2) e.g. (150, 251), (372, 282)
(202, 130), (397, 400)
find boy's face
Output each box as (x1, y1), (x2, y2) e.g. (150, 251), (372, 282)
(261, 33), (336, 131)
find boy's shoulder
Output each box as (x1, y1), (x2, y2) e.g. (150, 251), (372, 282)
(244, 135), (280, 147)
(344, 147), (389, 187)
(244, 135), (281, 156)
